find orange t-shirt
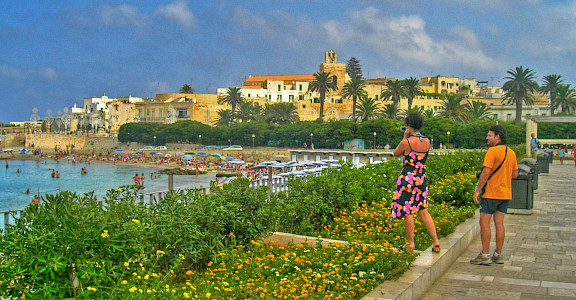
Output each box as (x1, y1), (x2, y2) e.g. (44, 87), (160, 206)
(482, 145), (518, 200)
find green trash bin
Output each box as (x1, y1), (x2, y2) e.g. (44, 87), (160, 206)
(536, 153), (549, 174)
(519, 158), (538, 190)
(510, 164), (533, 210)
(544, 150), (554, 165)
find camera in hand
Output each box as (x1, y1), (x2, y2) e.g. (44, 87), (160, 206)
(400, 126), (407, 132)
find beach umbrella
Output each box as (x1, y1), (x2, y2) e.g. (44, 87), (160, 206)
(182, 155), (193, 160)
(122, 154), (130, 158)
(185, 152), (195, 155)
(175, 151), (184, 156)
(20, 148), (28, 152)
(229, 160), (246, 165)
(197, 152), (208, 156)
(164, 154), (171, 158)
(211, 153), (222, 158)
(115, 149), (124, 152)
(136, 151), (143, 155)
(225, 156), (235, 160)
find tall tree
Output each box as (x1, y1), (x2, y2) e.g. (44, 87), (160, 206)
(540, 74), (563, 115)
(463, 100), (492, 122)
(341, 78), (367, 117)
(402, 77), (424, 110)
(235, 101), (262, 122)
(381, 103), (400, 120)
(214, 109), (235, 126)
(438, 93), (466, 120)
(501, 66), (539, 126)
(264, 103), (299, 125)
(352, 96), (381, 122)
(381, 79), (405, 119)
(554, 84), (576, 114)
(308, 72), (338, 120)
(218, 87), (244, 116)
(179, 84), (194, 94)
(346, 57), (363, 79)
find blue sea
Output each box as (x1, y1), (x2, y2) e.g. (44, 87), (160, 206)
(0, 159), (216, 212)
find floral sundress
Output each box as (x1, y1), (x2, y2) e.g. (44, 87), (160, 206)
(391, 139), (429, 220)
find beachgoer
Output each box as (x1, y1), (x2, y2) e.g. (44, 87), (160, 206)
(133, 173), (140, 185)
(32, 195), (40, 205)
(24, 188), (30, 194)
(471, 125), (518, 265)
(573, 145), (576, 167)
(5, 160), (8, 168)
(56, 171), (60, 179)
(16, 168), (20, 173)
(559, 147), (565, 165)
(51, 169), (56, 178)
(140, 173), (145, 187)
(391, 113), (440, 253)
(150, 172), (154, 181)
(530, 133), (540, 156)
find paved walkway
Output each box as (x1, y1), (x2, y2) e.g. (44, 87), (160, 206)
(422, 162), (576, 300)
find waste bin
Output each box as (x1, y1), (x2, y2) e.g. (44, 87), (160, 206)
(519, 158), (538, 190)
(510, 164), (533, 210)
(544, 150), (554, 165)
(536, 153), (549, 174)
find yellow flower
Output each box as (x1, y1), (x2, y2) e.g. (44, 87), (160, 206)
(206, 292), (212, 298)
(144, 275), (149, 280)
(157, 250), (165, 255)
(87, 287), (97, 292)
(123, 262), (129, 267)
(183, 292), (190, 299)
(100, 230), (109, 238)
(147, 289), (152, 294)
(121, 280), (127, 285)
(132, 219), (140, 224)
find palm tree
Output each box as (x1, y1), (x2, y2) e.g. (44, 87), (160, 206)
(235, 101), (262, 122)
(308, 72), (338, 120)
(540, 74), (564, 115)
(438, 93), (465, 120)
(179, 84), (194, 94)
(218, 87), (244, 116)
(402, 77), (424, 110)
(380, 103), (400, 119)
(340, 78), (367, 116)
(554, 84), (576, 114)
(214, 109), (235, 126)
(501, 66), (539, 126)
(381, 80), (405, 119)
(463, 100), (492, 122)
(352, 96), (381, 122)
(264, 103), (299, 125)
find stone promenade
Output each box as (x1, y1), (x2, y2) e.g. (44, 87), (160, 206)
(422, 162), (576, 300)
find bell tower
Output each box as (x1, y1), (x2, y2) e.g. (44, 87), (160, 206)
(320, 51), (348, 93)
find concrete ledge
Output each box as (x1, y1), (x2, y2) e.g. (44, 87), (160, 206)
(362, 211), (480, 300)
(263, 232), (349, 248)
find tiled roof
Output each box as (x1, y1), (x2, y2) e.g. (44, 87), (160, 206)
(244, 74), (315, 83)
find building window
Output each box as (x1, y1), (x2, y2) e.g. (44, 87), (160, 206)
(289, 95), (294, 101)
(299, 85), (303, 91)
(268, 95), (272, 101)
(147, 109), (150, 116)
(248, 93), (251, 97)
(160, 110), (163, 118)
(278, 85), (281, 91)
(303, 105), (306, 108)
(375, 95), (379, 100)
(506, 114), (512, 121)
(177, 108), (189, 118)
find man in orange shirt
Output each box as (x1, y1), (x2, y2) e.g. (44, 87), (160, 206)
(471, 125), (518, 265)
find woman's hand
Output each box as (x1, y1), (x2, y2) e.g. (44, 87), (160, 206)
(403, 129), (411, 139)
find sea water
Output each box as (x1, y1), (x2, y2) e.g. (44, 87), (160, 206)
(0, 159), (216, 212)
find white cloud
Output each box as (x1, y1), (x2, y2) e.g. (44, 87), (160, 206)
(98, 4), (145, 28)
(0, 65), (56, 80)
(156, 1), (197, 30)
(323, 7), (501, 71)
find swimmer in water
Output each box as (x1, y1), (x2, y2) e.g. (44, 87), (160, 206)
(24, 188), (31, 194)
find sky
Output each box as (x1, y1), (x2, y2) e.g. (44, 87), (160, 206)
(2, 0), (576, 123)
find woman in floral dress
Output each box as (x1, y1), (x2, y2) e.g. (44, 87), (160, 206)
(391, 113), (440, 252)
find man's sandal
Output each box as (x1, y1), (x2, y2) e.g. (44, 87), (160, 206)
(431, 244), (441, 253)
(399, 244), (415, 252)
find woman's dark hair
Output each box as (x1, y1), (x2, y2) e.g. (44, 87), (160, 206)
(489, 124), (507, 144)
(405, 113), (424, 130)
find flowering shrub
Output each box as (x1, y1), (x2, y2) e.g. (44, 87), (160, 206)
(427, 172), (477, 207)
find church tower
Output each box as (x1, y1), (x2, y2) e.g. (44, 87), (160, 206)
(319, 51), (349, 93)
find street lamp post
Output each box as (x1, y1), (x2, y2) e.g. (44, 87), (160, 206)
(153, 136), (156, 146)
(447, 131), (450, 149)
(252, 134), (255, 148)
(310, 133), (314, 149)
(198, 135), (202, 145)
(373, 132), (377, 149)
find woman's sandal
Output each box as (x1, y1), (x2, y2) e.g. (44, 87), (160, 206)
(431, 244), (441, 253)
(399, 244), (415, 252)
